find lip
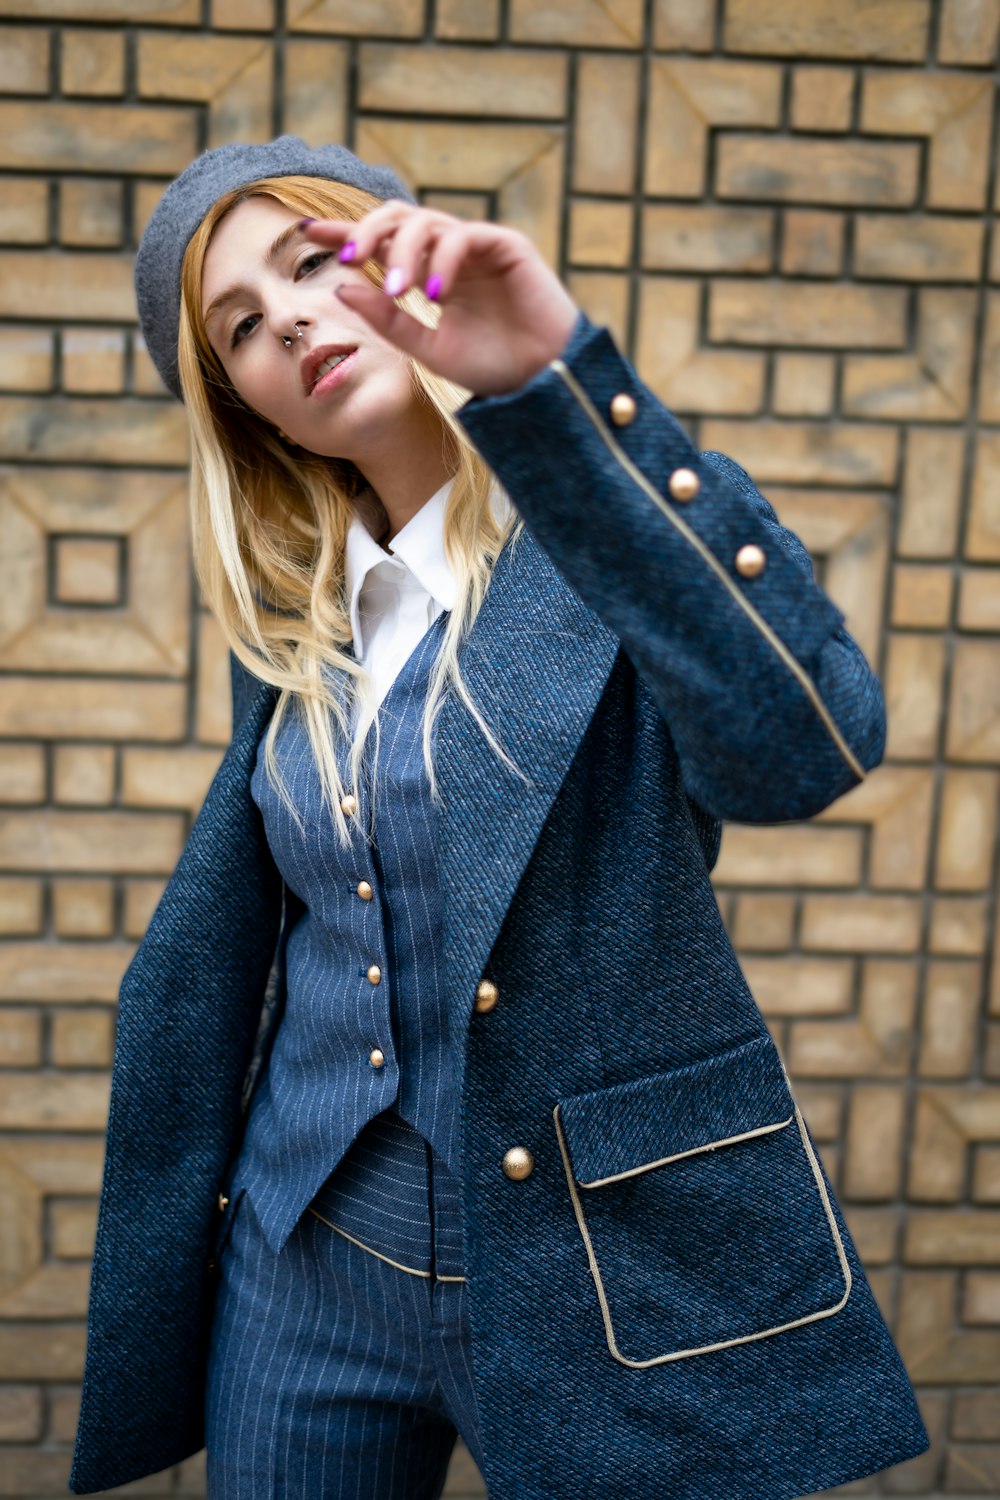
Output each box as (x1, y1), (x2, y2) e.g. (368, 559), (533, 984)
(302, 343), (358, 396)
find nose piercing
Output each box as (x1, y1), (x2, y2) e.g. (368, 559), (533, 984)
(282, 324), (305, 348)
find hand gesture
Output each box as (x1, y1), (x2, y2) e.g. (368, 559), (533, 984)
(300, 200), (580, 398)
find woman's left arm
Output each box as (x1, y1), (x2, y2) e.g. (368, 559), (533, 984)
(312, 204), (885, 824)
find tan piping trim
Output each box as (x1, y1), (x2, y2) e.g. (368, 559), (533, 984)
(307, 1207), (466, 1282)
(577, 1113), (794, 1188)
(552, 1099), (852, 1369)
(549, 358), (866, 784)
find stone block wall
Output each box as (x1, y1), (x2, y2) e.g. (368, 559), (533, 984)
(0, 0), (998, 1494)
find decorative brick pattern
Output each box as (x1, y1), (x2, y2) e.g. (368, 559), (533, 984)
(0, 4), (997, 1495)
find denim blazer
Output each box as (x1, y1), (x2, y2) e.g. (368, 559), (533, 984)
(71, 311), (929, 1499)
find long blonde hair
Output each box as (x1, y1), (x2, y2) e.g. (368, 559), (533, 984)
(177, 175), (527, 849)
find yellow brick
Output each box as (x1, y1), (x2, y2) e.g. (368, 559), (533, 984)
(48, 1385), (81, 1444)
(773, 354), (839, 420)
(936, 770), (1000, 891)
(930, 896), (990, 956)
(723, 0), (931, 59)
(61, 330), (127, 395)
(52, 534), (120, 601)
(0, 1009), (41, 1066)
(566, 272), (630, 352)
(0, 178), (48, 244)
(842, 287), (976, 421)
(60, 28), (125, 96)
(51, 1009), (115, 1068)
(0, 251), (132, 322)
(50, 1199), (100, 1258)
(59, 179), (122, 248)
(715, 824), (862, 887)
(731, 894), (795, 952)
(0, 878), (43, 937)
(710, 280), (905, 348)
(967, 427), (1000, 559)
(137, 32), (267, 99)
(654, 0), (714, 49)
(0, 25), (48, 93)
(52, 745), (115, 807)
(699, 418), (898, 486)
(1, 1136), (105, 1194)
(958, 570), (1000, 630)
(854, 212), (983, 281)
(842, 1205), (898, 1264)
(780, 209), (844, 276)
(0, 744), (44, 802)
(0, 100), (197, 174)
(992, 226), (1000, 282)
(569, 200), (633, 268)
(788, 958), (917, 1074)
(898, 427), (965, 557)
(919, 960), (981, 1078)
(965, 1271), (1000, 1323)
(978, 290), (1000, 422)
(212, 0), (275, 24)
(0, 1387), (42, 1442)
(0, 396), (188, 465)
(884, 632), (946, 759)
(790, 65), (854, 131)
(435, 0), (499, 38)
(52, 879), (115, 939)
(359, 44), (565, 117)
(0, 0), (196, 16)
(946, 640), (1000, 762)
(898, 1269), (1000, 1380)
(890, 564), (954, 628)
(0, 810), (183, 875)
(844, 1086), (906, 1198)
(799, 894), (922, 953)
(861, 69), (993, 210)
(509, 0), (643, 46)
(122, 877), (168, 939)
(121, 746), (224, 815)
(973, 1149), (1000, 1206)
(910, 1088), (969, 1200)
(131, 331), (171, 397)
(717, 135), (920, 207)
(2, 1262), (93, 1319)
(282, 40), (348, 147)
(940, 0), (1000, 62)
(0, 327), (51, 393)
(288, 0), (427, 35)
(637, 277), (765, 415)
(740, 956), (854, 1016)
(642, 204), (772, 273)
(0, 1325), (85, 1383)
(195, 611), (235, 748)
(573, 54), (640, 194)
(905, 1211), (1000, 1265)
(645, 58), (781, 197)
(794, 1083), (844, 1139)
(0, 1074), (108, 1131)
(0, 676), (187, 741)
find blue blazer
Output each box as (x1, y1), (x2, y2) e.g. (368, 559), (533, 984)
(71, 311), (929, 1498)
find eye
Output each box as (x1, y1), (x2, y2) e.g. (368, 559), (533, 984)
(296, 250), (332, 277)
(230, 313), (259, 348)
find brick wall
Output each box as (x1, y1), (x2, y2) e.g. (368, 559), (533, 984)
(0, 0), (998, 1495)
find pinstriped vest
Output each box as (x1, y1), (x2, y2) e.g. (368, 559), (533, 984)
(237, 610), (463, 1260)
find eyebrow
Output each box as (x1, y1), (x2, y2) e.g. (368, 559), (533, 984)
(202, 222), (306, 328)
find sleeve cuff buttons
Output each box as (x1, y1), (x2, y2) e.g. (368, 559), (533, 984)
(610, 393), (637, 426)
(668, 467), (700, 503)
(735, 543), (766, 578)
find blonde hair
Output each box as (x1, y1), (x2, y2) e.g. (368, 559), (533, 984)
(177, 174), (527, 849)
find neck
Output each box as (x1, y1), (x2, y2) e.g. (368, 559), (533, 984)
(354, 402), (454, 548)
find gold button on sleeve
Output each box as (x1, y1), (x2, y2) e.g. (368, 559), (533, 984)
(474, 978), (499, 1014)
(609, 393), (637, 427)
(340, 794), (358, 816)
(502, 1146), (535, 1181)
(668, 467), (700, 503)
(735, 543), (766, 578)
(367, 963), (382, 985)
(356, 879), (373, 901)
(369, 1047), (385, 1069)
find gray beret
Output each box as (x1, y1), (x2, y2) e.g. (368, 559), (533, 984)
(134, 134), (416, 401)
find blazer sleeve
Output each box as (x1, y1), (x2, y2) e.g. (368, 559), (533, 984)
(456, 309), (886, 825)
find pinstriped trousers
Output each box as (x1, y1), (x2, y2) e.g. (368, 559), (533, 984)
(204, 1142), (484, 1499)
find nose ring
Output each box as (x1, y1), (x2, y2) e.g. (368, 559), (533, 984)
(282, 323), (305, 348)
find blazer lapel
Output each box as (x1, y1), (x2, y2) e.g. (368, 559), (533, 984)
(435, 527), (620, 1041)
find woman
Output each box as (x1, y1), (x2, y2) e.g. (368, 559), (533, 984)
(72, 136), (929, 1499)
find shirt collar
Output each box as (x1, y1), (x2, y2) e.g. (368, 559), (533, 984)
(344, 476), (459, 661)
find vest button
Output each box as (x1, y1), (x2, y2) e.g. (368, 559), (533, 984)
(502, 1146), (534, 1181)
(668, 467), (700, 502)
(356, 880), (373, 901)
(735, 543), (766, 578)
(609, 393), (637, 426)
(367, 963), (382, 985)
(340, 794), (358, 816)
(474, 978), (499, 1013)
(217, 1193), (229, 1212)
(369, 1047), (385, 1069)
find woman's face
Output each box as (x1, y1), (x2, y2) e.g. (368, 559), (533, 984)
(200, 194), (419, 461)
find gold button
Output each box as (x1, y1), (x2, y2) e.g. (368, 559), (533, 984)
(609, 393), (637, 427)
(367, 963), (382, 985)
(356, 880), (373, 901)
(340, 794), (358, 816)
(217, 1193), (230, 1212)
(502, 1146), (535, 1181)
(668, 467), (700, 503)
(735, 543), (766, 578)
(369, 1047), (385, 1068)
(474, 978), (499, 1014)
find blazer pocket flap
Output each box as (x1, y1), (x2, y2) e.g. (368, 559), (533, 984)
(556, 1033), (795, 1188)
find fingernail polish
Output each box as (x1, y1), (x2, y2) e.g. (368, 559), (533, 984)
(425, 274), (442, 302)
(298, 218), (315, 230)
(384, 267), (405, 298)
(339, 241), (357, 263)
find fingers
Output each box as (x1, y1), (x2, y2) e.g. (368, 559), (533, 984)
(333, 280), (439, 366)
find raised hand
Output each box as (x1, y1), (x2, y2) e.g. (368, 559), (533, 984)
(299, 200), (580, 398)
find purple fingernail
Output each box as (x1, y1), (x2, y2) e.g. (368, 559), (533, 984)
(425, 274), (442, 302)
(298, 218), (315, 230)
(384, 267), (405, 298)
(339, 241), (357, 263)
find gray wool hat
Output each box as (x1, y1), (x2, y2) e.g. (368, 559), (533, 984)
(134, 134), (416, 402)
